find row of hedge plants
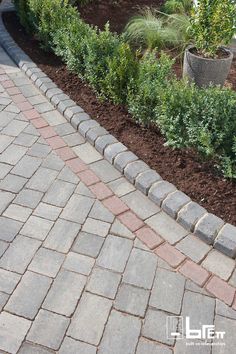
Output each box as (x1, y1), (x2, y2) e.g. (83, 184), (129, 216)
(13, 0), (236, 179)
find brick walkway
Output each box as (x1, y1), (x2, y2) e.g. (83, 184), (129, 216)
(0, 45), (236, 354)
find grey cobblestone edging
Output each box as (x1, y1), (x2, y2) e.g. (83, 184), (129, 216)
(0, 3), (236, 259)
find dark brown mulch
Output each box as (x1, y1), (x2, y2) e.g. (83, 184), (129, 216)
(77, 0), (165, 33)
(3, 11), (236, 226)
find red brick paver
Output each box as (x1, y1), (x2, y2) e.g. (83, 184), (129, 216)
(31, 118), (48, 128)
(38, 126), (57, 139)
(135, 226), (163, 250)
(66, 158), (87, 174)
(46, 136), (66, 150)
(6, 87), (20, 95)
(77, 169), (100, 186)
(24, 109), (41, 120)
(89, 182), (113, 200)
(17, 101), (33, 111)
(118, 211), (144, 232)
(179, 260), (210, 287)
(205, 276), (235, 306)
(55, 146), (76, 161)
(12, 94), (26, 103)
(103, 196), (129, 216)
(155, 243), (186, 268)
(2, 80), (14, 88)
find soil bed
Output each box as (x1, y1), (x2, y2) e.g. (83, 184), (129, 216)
(3, 11), (236, 226)
(77, 0), (165, 33)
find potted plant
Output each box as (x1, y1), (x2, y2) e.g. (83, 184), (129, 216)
(183, 0), (235, 87)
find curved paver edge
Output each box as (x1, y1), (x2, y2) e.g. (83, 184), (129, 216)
(0, 3), (235, 259)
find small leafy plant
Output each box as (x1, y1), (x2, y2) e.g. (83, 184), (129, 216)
(190, 0), (236, 57)
(127, 51), (174, 124)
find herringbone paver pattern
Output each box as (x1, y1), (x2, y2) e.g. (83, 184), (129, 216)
(0, 45), (235, 354)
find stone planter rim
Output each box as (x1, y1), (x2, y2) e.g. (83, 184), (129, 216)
(185, 44), (233, 62)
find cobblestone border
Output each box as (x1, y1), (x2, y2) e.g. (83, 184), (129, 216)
(0, 2), (236, 259)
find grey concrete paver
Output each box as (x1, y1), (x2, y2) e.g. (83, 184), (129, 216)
(14, 189), (43, 209)
(41, 151), (65, 171)
(68, 292), (112, 345)
(5, 271), (52, 319)
(59, 337), (96, 354)
(26, 167), (58, 192)
(82, 217), (110, 237)
(0, 190), (15, 214)
(63, 252), (94, 275)
(0, 144), (27, 165)
(97, 234), (133, 272)
(60, 194), (94, 224)
(43, 219), (80, 253)
(98, 310), (141, 354)
(150, 268), (185, 314)
(0, 268), (20, 294)
(0, 312), (31, 354)
(0, 235), (41, 274)
(72, 231), (104, 257)
(43, 269), (86, 316)
(123, 248), (157, 289)
(43, 180), (75, 207)
(114, 283), (149, 317)
(18, 343), (54, 354)
(181, 291), (215, 335)
(3, 203), (32, 222)
(0, 173), (27, 193)
(28, 248), (65, 278)
(33, 202), (62, 221)
(87, 267), (121, 299)
(21, 215), (53, 241)
(11, 155), (41, 178)
(142, 309), (177, 345)
(27, 143), (51, 158)
(0, 216), (22, 242)
(27, 309), (69, 350)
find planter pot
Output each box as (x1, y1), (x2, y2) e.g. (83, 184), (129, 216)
(183, 46), (233, 87)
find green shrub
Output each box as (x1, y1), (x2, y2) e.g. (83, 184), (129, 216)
(190, 0), (236, 57)
(35, 0), (78, 50)
(83, 24), (121, 94)
(127, 51), (174, 124)
(157, 79), (236, 177)
(102, 42), (138, 104)
(53, 16), (92, 76)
